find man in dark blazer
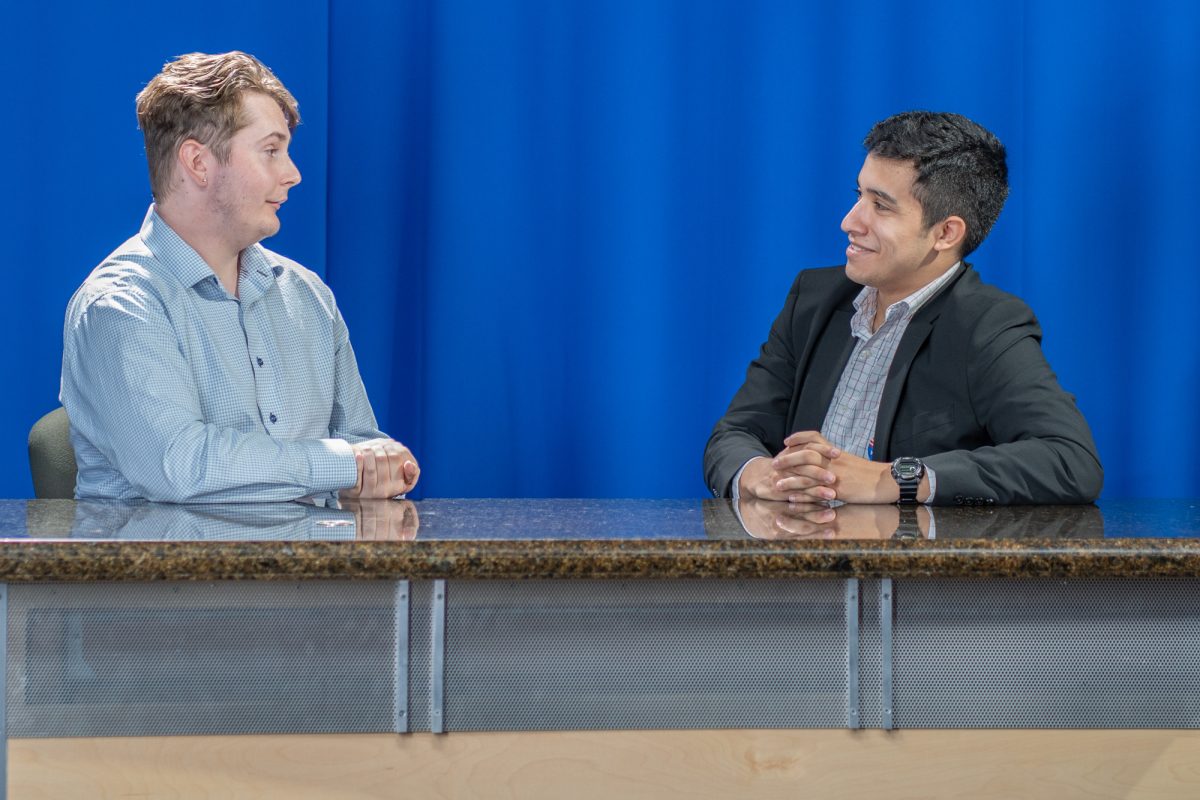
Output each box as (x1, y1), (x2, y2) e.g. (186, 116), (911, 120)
(703, 112), (1102, 506)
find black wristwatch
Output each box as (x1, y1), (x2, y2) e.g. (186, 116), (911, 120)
(891, 457), (925, 505)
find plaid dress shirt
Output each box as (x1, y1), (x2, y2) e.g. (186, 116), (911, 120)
(818, 263), (961, 502)
(820, 263), (961, 458)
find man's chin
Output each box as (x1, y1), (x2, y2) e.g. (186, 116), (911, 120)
(258, 219), (282, 241)
(844, 261), (871, 287)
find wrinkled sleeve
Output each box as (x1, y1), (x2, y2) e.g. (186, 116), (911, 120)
(923, 302), (1103, 505)
(327, 304), (389, 445)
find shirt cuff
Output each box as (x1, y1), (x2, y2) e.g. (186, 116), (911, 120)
(302, 438), (359, 494)
(925, 466), (938, 504)
(731, 457), (770, 500)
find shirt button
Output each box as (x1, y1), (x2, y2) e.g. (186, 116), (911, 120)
(269, 413), (278, 423)
(257, 357), (264, 367)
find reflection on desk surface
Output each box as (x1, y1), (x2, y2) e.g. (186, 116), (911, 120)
(716, 499), (1112, 541)
(4, 497), (1200, 543)
(18, 498), (418, 542)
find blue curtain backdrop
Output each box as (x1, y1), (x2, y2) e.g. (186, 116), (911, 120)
(1, 0), (1196, 499)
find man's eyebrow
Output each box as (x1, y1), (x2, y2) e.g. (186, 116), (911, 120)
(864, 187), (898, 206)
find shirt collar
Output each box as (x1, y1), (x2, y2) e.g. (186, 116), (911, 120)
(237, 243), (284, 305)
(139, 205), (284, 300)
(139, 206), (215, 289)
(851, 261), (962, 334)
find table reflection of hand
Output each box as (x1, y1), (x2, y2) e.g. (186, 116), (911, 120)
(339, 499), (420, 541)
(736, 498), (929, 540)
(738, 497), (837, 539)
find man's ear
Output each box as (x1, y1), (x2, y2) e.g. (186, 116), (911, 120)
(176, 139), (212, 189)
(932, 215), (967, 255)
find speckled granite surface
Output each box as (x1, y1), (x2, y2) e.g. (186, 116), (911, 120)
(0, 498), (1197, 581)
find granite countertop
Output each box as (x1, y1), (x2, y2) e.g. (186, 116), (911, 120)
(0, 498), (1198, 582)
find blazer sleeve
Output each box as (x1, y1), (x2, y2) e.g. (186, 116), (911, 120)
(922, 298), (1103, 505)
(703, 273), (807, 497)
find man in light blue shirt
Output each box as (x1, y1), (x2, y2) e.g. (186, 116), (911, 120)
(61, 51), (418, 502)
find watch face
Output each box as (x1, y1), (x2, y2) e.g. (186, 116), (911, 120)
(894, 460), (922, 480)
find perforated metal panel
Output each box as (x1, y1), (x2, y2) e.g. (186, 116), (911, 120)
(442, 579), (848, 730)
(7, 581), (401, 737)
(892, 578), (1200, 728)
(9, 577), (1200, 736)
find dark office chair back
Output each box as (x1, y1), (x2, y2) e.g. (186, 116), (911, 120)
(29, 407), (77, 499)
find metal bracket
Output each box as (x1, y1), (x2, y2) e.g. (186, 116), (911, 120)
(430, 580), (446, 733)
(881, 578), (894, 730)
(845, 579), (860, 729)
(394, 580), (410, 734)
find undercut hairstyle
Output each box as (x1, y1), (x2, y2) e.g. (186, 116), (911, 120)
(864, 111), (1008, 258)
(136, 51), (300, 202)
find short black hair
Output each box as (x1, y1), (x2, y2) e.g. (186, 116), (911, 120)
(864, 111), (1008, 257)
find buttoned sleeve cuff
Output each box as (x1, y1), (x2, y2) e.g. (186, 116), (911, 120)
(925, 466), (937, 504)
(302, 438), (359, 494)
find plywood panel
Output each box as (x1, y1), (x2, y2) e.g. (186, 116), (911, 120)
(11, 729), (1200, 799)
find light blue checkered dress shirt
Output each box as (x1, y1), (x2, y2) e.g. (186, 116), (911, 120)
(819, 263), (961, 502)
(820, 263), (961, 459)
(61, 206), (385, 502)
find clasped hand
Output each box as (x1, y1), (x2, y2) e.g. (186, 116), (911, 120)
(737, 431), (898, 504)
(339, 438), (421, 499)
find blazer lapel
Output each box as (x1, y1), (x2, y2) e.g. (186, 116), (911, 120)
(873, 319), (933, 460)
(780, 273), (860, 431)
(789, 308), (856, 431)
(872, 264), (972, 461)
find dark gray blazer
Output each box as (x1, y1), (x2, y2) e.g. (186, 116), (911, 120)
(703, 264), (1103, 505)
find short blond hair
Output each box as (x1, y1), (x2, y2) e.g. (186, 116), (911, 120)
(136, 51), (300, 201)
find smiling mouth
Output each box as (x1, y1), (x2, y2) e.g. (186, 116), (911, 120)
(847, 241), (875, 254)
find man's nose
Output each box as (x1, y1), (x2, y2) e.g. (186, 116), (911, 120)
(284, 156), (301, 187)
(841, 199), (865, 234)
